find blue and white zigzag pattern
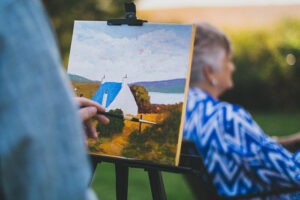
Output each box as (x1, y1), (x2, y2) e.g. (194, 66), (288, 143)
(183, 88), (300, 198)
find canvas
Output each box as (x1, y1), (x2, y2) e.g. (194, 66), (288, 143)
(68, 21), (195, 166)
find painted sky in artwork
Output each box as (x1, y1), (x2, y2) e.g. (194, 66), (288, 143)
(68, 21), (193, 83)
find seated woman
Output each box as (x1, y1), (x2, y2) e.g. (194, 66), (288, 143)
(183, 23), (300, 198)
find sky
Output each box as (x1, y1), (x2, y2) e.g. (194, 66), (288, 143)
(67, 21), (193, 83)
(137, 0), (300, 9)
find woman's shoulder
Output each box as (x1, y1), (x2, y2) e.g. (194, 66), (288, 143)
(187, 88), (252, 118)
(216, 100), (255, 124)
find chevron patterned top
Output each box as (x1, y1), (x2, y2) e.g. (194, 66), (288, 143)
(183, 88), (300, 198)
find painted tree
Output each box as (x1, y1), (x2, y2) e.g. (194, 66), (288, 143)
(96, 109), (125, 137)
(122, 108), (181, 164)
(130, 85), (151, 113)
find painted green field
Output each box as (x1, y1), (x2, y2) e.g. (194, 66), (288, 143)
(91, 111), (300, 200)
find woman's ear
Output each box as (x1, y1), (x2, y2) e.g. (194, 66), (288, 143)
(203, 64), (216, 85)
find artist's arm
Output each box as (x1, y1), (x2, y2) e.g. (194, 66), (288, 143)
(76, 97), (109, 138)
(276, 132), (300, 153)
(225, 107), (300, 189)
(0, 1), (97, 199)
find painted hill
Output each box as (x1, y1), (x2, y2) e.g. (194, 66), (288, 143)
(68, 74), (99, 83)
(130, 78), (186, 93)
(68, 74), (185, 93)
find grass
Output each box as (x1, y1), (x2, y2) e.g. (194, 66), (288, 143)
(92, 162), (195, 200)
(251, 111), (300, 137)
(91, 111), (300, 199)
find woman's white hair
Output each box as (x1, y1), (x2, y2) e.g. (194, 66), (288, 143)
(190, 23), (232, 86)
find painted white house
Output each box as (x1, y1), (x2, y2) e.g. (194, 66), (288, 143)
(92, 75), (138, 115)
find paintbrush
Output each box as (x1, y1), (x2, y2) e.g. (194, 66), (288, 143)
(97, 111), (158, 125)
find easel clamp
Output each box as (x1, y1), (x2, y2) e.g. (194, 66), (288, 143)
(107, 2), (147, 26)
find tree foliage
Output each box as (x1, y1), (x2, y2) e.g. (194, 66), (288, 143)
(222, 18), (300, 111)
(130, 85), (151, 113)
(122, 108), (181, 164)
(96, 109), (125, 137)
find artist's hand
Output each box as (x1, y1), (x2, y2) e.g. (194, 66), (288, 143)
(76, 97), (109, 139)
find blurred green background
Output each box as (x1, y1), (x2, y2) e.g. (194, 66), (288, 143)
(42, 0), (300, 112)
(42, 0), (128, 65)
(42, 0), (300, 199)
(223, 19), (300, 111)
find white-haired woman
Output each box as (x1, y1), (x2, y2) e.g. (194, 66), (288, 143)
(183, 23), (300, 199)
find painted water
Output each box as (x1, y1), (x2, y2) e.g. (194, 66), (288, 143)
(149, 92), (184, 104)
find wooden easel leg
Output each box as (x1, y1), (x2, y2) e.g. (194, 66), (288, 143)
(115, 164), (129, 200)
(147, 169), (167, 200)
(89, 156), (99, 186)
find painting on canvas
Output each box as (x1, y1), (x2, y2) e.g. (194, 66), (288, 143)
(68, 21), (194, 165)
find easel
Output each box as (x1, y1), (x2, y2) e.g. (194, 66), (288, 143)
(90, 140), (204, 200)
(90, 154), (197, 200)
(89, 3), (199, 199)
(91, 140), (300, 200)
(86, 2), (300, 198)
(107, 2), (147, 26)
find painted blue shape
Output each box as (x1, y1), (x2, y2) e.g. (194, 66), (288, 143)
(92, 82), (122, 107)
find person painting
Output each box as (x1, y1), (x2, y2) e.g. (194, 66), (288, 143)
(0, 1), (109, 199)
(183, 23), (300, 199)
